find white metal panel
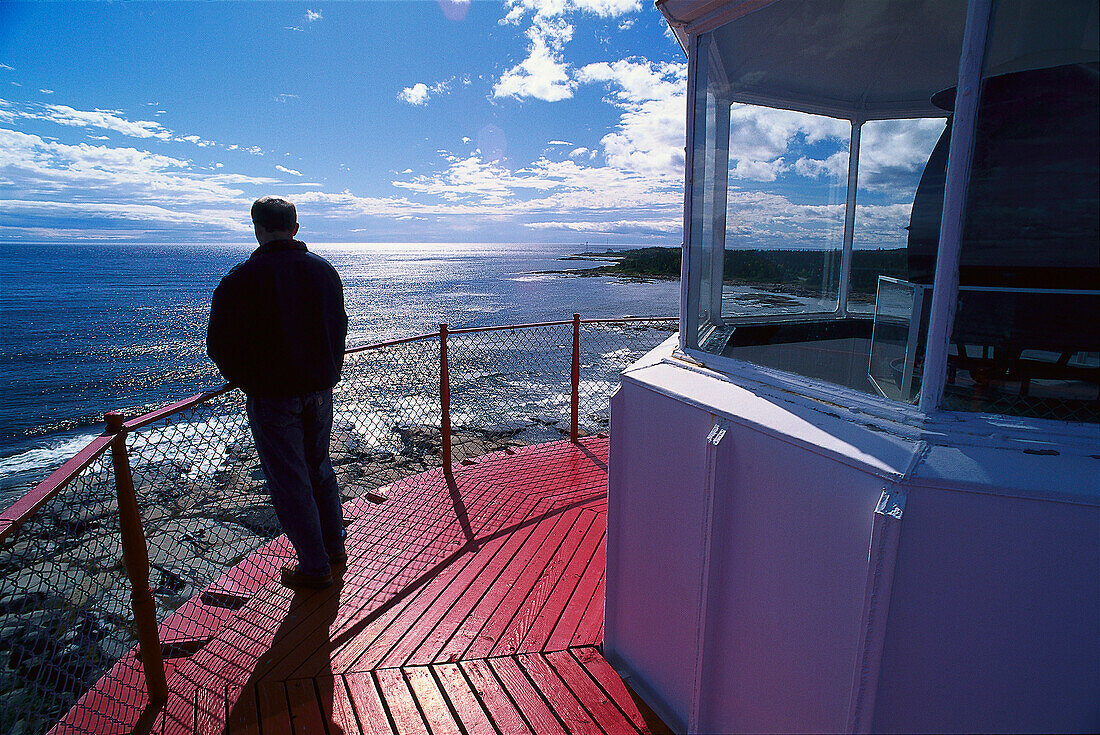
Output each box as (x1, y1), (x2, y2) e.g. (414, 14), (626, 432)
(604, 384), (716, 732)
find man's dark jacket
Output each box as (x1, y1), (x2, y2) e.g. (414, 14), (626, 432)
(207, 240), (348, 397)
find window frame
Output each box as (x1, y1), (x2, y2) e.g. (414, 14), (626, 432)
(677, 0), (1018, 428)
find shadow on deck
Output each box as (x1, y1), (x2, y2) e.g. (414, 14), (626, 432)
(54, 437), (669, 735)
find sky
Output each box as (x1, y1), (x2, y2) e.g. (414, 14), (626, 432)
(0, 0), (943, 246)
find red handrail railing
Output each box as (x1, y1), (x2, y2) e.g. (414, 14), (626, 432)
(0, 314), (677, 719)
(1, 316), (677, 542)
(440, 323), (453, 473)
(106, 412), (168, 704)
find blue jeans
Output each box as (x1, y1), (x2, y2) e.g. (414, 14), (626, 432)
(247, 391), (345, 576)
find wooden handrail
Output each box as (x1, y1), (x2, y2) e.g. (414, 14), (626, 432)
(440, 324), (453, 475)
(0, 435), (114, 544)
(122, 385), (234, 432)
(106, 411), (167, 703)
(571, 314), (581, 443)
(2, 315), (678, 537)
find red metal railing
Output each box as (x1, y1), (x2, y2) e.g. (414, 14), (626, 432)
(0, 315), (677, 733)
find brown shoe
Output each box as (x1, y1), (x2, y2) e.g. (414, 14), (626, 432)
(280, 564), (333, 590)
(330, 552), (348, 569)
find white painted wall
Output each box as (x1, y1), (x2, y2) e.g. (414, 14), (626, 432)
(604, 343), (1100, 734)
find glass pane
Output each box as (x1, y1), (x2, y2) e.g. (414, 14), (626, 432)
(869, 278), (932, 403)
(850, 118), (945, 315)
(683, 4), (967, 400)
(935, 0), (1099, 422)
(694, 101), (851, 355)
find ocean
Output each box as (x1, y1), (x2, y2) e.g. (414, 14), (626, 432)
(0, 241), (680, 503)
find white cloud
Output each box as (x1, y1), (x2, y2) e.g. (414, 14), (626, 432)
(493, 0), (642, 103)
(794, 151), (849, 180)
(0, 127), (262, 235)
(274, 93), (299, 103)
(0, 98), (228, 151)
(576, 59), (687, 181)
(547, 140), (572, 146)
(0, 198), (246, 232)
(493, 22), (575, 101)
(858, 118), (944, 192)
(0, 64), (13, 71)
(177, 133), (215, 147)
(569, 147), (589, 158)
(526, 218), (677, 234)
(39, 89), (54, 95)
(40, 103), (172, 139)
(725, 104), (848, 182)
(306, 9), (322, 22)
(276, 164), (302, 177)
(399, 83), (431, 106)
(398, 80), (449, 106)
(438, 0), (471, 22)
(501, 0), (641, 23)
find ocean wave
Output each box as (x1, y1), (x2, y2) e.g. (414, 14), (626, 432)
(0, 432), (101, 477)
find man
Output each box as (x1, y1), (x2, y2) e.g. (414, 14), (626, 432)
(207, 196), (349, 590)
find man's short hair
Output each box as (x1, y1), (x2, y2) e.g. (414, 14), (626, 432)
(251, 196), (297, 232)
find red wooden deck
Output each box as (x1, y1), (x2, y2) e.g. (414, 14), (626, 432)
(54, 437), (665, 735)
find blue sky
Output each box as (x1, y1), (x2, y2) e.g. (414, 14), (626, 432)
(0, 0), (941, 246)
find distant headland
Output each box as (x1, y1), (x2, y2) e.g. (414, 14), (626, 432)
(547, 246), (908, 295)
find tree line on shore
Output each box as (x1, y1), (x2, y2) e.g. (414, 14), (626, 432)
(590, 246), (909, 295)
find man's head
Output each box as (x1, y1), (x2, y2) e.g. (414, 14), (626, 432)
(251, 196), (299, 243)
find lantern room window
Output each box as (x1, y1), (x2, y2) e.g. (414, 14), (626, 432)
(679, 0), (1099, 424)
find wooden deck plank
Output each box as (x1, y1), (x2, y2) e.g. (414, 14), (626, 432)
(158, 676), (199, 735)
(59, 439), (670, 735)
(280, 468), (529, 678)
(432, 663), (498, 735)
(374, 668), (429, 735)
(224, 683), (260, 735)
(515, 510), (604, 654)
(499, 509), (603, 656)
(240, 526), (462, 683)
(194, 687), (226, 735)
(487, 656), (567, 735)
(458, 659), (535, 735)
(256, 681), (292, 735)
(440, 508), (586, 663)
(546, 534), (606, 651)
(574, 573), (606, 647)
(404, 667), (463, 735)
(49, 652), (150, 735)
(343, 537), (497, 671)
(201, 551), (285, 608)
(344, 672), (396, 735)
(159, 597), (238, 656)
(366, 474), (559, 669)
(376, 497), (552, 669)
(545, 649), (643, 734)
(314, 675), (365, 735)
(286, 678), (327, 735)
(570, 647), (653, 735)
(517, 653), (604, 734)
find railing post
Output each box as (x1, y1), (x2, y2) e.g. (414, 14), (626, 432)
(571, 313), (581, 444)
(106, 411), (167, 704)
(439, 324), (453, 474)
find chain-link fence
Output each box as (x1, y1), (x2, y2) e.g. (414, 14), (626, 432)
(0, 316), (677, 735)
